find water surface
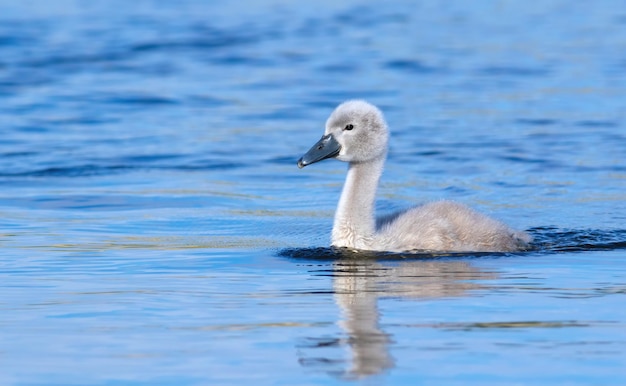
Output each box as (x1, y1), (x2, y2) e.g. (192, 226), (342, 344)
(1, 1), (625, 384)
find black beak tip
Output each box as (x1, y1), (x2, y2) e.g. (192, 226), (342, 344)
(297, 134), (341, 169)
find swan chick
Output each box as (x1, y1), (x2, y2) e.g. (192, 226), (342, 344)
(297, 100), (532, 253)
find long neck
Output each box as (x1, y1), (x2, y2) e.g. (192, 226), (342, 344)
(332, 157), (385, 249)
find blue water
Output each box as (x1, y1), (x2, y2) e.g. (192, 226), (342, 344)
(1, 1), (626, 384)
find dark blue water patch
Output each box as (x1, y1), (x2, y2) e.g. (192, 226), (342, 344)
(279, 228), (626, 261)
(0, 151), (39, 158)
(121, 62), (180, 76)
(53, 92), (141, 105)
(0, 160), (247, 178)
(129, 34), (258, 54)
(516, 118), (559, 126)
(558, 164), (626, 173)
(0, 138), (22, 147)
(241, 108), (309, 121)
(118, 154), (185, 163)
(498, 155), (559, 166)
(430, 153), (474, 163)
(6, 101), (59, 114)
(318, 63), (361, 73)
(0, 72), (55, 92)
(16, 115), (117, 127)
(384, 59), (442, 74)
(241, 78), (309, 91)
(173, 161), (247, 171)
(0, 165), (133, 178)
(186, 95), (233, 107)
(575, 120), (620, 128)
(416, 150), (445, 157)
(614, 14), (626, 24)
(333, 5), (408, 27)
(277, 171), (324, 183)
(0, 34), (35, 47)
(266, 155), (301, 165)
(13, 125), (49, 133)
(275, 50), (310, 66)
(529, 227), (626, 252)
(495, 155), (564, 172)
(22, 51), (130, 69)
(210, 55), (274, 67)
(48, 92), (178, 107)
(5, 26), (264, 83)
(442, 185), (470, 194)
(477, 66), (551, 77)
(391, 148), (444, 159)
(0, 194), (214, 211)
(489, 181), (533, 189)
(314, 90), (398, 106)
(296, 17), (339, 38)
(103, 94), (179, 106)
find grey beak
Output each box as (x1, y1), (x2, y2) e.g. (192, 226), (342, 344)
(297, 134), (341, 169)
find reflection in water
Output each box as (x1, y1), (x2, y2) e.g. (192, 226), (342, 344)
(334, 261), (394, 377)
(301, 257), (496, 379)
(288, 228), (626, 379)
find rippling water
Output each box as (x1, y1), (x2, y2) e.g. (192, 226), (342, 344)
(1, 1), (626, 384)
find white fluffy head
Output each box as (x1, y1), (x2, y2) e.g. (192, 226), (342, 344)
(324, 100), (389, 163)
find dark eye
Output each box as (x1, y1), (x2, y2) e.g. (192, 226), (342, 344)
(344, 124), (354, 131)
